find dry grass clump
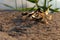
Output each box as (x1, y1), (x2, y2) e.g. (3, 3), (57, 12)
(21, 11), (53, 24)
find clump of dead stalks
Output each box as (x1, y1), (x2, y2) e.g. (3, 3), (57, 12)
(22, 9), (52, 24)
(21, 0), (59, 24)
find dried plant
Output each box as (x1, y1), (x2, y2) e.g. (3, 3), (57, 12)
(27, 0), (60, 24)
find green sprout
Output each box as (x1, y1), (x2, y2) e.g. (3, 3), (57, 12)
(27, 0), (60, 13)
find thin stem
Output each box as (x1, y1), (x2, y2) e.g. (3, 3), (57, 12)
(26, 0), (27, 11)
(47, 0), (50, 12)
(15, 0), (17, 10)
(55, 0), (57, 8)
(36, 0), (38, 7)
(21, 0), (23, 9)
(44, 0), (47, 12)
(26, 0), (27, 8)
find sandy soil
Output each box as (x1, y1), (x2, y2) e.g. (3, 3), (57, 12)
(0, 11), (60, 40)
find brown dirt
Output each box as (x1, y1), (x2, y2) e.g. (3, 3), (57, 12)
(0, 11), (60, 40)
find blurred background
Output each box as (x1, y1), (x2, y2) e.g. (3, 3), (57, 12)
(0, 0), (59, 10)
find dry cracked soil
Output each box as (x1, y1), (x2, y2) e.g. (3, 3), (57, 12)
(0, 11), (60, 40)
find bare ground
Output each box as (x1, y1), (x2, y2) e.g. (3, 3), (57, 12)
(0, 11), (60, 40)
